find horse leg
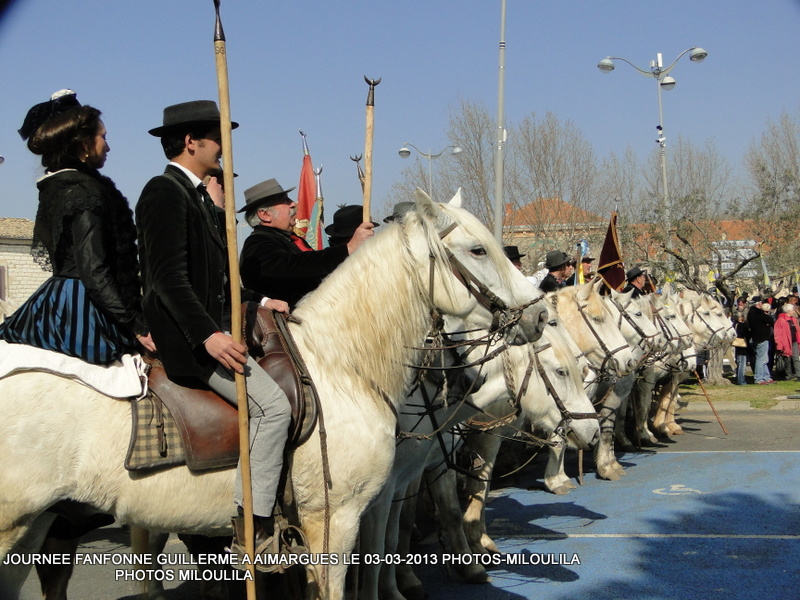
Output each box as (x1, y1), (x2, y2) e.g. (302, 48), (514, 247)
(635, 376), (661, 445)
(395, 477), (426, 600)
(425, 468), (489, 584)
(544, 441), (575, 494)
(613, 385), (636, 451)
(663, 384), (685, 435)
(461, 430), (505, 554)
(36, 535), (78, 600)
(359, 482), (395, 600)
(594, 387), (625, 481)
(0, 512), (56, 600)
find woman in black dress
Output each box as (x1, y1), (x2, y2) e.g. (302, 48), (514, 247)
(0, 89), (155, 362)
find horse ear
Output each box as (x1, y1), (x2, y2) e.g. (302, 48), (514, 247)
(448, 187), (463, 208)
(415, 188), (453, 234)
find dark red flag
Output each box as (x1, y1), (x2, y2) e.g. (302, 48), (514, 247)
(597, 212), (626, 291)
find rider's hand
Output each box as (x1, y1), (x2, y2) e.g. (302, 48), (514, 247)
(204, 331), (247, 374)
(346, 222), (375, 255)
(263, 298), (289, 313)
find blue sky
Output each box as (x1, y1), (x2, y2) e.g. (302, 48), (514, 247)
(1, 0), (799, 224)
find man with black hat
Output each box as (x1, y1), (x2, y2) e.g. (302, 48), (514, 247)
(136, 100), (291, 563)
(623, 265), (648, 298)
(239, 179), (374, 309)
(327, 204), (379, 246)
(503, 245), (525, 271)
(539, 250), (570, 293)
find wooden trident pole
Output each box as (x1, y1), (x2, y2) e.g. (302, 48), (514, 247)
(212, 2), (257, 594)
(362, 76), (381, 221)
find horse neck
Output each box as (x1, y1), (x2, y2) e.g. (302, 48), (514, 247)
(292, 227), (432, 406)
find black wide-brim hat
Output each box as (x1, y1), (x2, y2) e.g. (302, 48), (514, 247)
(503, 245), (526, 261)
(238, 178), (296, 213)
(148, 100), (238, 137)
(325, 205), (379, 238)
(626, 266), (645, 282)
(545, 250), (569, 270)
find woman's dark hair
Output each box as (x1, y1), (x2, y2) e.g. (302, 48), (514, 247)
(27, 105), (102, 171)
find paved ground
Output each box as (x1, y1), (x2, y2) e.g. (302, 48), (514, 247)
(9, 407), (800, 599)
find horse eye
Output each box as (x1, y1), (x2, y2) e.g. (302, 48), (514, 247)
(548, 320), (558, 327)
(556, 368), (567, 376)
(635, 311), (643, 317)
(593, 316), (603, 324)
(471, 246), (487, 256)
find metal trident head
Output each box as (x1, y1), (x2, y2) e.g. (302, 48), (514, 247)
(364, 76), (381, 106)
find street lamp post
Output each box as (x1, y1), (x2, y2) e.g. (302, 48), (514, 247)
(398, 143), (462, 201)
(597, 47), (707, 276)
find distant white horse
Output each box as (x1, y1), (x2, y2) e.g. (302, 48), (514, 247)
(649, 291), (734, 437)
(0, 190), (547, 600)
(540, 281), (638, 494)
(445, 303), (601, 559)
(361, 306), (600, 600)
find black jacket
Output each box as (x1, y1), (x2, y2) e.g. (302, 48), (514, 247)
(240, 225), (349, 309)
(136, 166), (261, 379)
(36, 168), (146, 336)
(747, 306), (774, 345)
(539, 273), (562, 293)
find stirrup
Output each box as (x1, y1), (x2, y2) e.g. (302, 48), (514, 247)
(227, 515), (310, 574)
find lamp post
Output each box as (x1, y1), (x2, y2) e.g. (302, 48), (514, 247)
(398, 143), (462, 201)
(597, 47), (707, 275)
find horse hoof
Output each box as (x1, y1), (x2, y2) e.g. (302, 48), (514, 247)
(455, 564), (490, 584)
(550, 485), (573, 495)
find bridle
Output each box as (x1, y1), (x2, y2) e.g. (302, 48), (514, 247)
(530, 341), (599, 441)
(428, 221), (543, 340)
(571, 295), (628, 380)
(609, 295), (663, 361)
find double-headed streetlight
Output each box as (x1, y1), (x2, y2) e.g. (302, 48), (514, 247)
(597, 47), (708, 272)
(398, 143), (462, 201)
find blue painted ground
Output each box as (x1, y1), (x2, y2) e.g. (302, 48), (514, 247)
(416, 451), (800, 600)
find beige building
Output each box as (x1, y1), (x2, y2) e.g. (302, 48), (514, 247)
(0, 217), (49, 308)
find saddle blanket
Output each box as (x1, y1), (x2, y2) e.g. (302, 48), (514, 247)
(0, 341), (148, 399)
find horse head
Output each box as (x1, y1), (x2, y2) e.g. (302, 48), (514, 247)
(677, 291), (736, 350)
(403, 188), (547, 345)
(528, 304), (600, 450)
(605, 287), (666, 362)
(552, 280), (636, 379)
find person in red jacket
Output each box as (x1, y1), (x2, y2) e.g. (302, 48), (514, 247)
(774, 303), (800, 380)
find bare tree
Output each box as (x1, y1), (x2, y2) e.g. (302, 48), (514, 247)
(740, 109), (800, 283)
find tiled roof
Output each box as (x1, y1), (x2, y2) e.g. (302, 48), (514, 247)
(0, 218), (35, 240)
(506, 198), (605, 229)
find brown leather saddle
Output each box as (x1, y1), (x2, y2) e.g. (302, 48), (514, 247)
(126, 304), (319, 472)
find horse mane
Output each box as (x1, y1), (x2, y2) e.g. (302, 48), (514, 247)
(291, 217), (434, 408)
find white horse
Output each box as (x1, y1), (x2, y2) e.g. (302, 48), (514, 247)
(364, 307), (600, 600)
(621, 292), (696, 447)
(430, 302), (601, 564)
(586, 290), (665, 479)
(0, 190), (547, 600)
(540, 281), (637, 494)
(649, 291), (734, 437)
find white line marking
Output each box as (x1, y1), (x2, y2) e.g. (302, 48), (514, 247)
(526, 533), (799, 540)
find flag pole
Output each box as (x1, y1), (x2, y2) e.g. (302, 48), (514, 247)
(212, 1), (257, 593)
(362, 76), (381, 222)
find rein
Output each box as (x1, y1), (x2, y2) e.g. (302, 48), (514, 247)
(531, 342), (599, 439)
(574, 296), (628, 379)
(612, 297), (662, 360)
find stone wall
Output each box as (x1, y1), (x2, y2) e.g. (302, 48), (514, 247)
(0, 238), (49, 308)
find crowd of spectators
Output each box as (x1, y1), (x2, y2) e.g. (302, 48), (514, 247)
(730, 291), (800, 385)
